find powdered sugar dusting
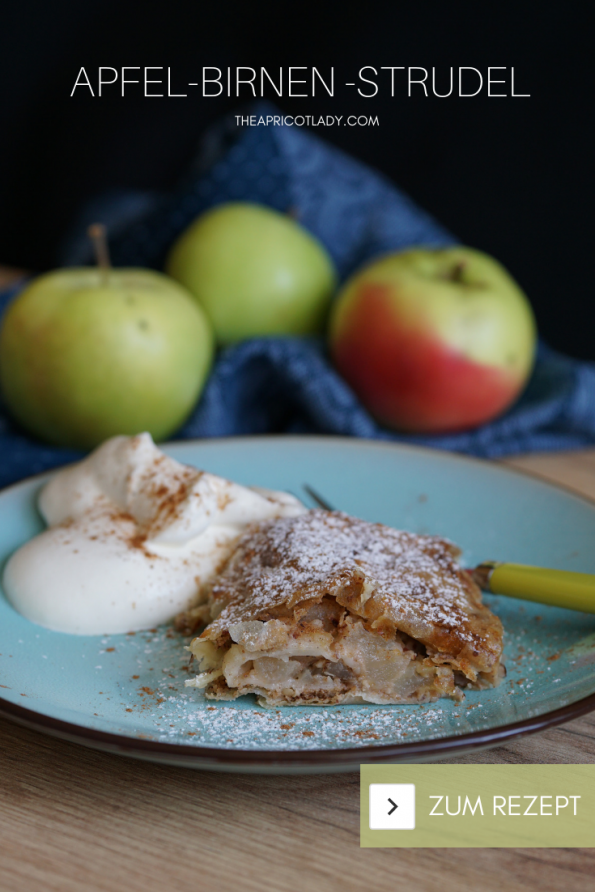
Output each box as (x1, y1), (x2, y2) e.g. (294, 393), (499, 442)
(205, 510), (488, 648)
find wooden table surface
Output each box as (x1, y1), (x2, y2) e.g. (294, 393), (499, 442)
(1, 267), (594, 891)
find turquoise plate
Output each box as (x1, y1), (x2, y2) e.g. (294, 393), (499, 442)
(1, 437), (595, 774)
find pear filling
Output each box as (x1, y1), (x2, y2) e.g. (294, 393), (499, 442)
(186, 599), (465, 707)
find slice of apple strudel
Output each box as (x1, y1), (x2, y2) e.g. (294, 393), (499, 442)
(185, 510), (504, 707)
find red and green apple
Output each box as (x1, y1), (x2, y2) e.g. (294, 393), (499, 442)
(329, 247), (537, 433)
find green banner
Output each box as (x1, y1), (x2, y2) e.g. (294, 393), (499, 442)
(360, 764), (595, 848)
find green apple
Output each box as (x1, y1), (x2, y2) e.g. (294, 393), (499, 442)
(329, 246), (537, 433)
(0, 267), (214, 449)
(165, 202), (337, 344)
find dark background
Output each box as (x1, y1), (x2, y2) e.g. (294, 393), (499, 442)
(0, 2), (592, 358)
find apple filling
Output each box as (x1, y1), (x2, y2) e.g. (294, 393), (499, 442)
(187, 598), (465, 706)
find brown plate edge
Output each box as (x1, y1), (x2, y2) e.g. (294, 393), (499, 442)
(2, 690), (595, 772)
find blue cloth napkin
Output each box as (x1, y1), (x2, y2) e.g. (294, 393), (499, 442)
(2, 103), (595, 490)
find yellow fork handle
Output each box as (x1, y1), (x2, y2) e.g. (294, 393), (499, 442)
(475, 562), (595, 613)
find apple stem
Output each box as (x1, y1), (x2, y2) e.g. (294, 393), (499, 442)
(88, 223), (111, 282)
(451, 261), (467, 282)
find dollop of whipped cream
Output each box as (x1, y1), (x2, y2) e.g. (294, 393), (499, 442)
(3, 433), (305, 635)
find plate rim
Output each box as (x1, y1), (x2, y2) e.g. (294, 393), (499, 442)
(1, 434), (595, 770)
(2, 433), (595, 513)
(2, 688), (595, 769)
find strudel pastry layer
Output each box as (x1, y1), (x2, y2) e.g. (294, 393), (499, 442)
(186, 511), (504, 707)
